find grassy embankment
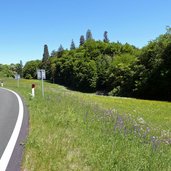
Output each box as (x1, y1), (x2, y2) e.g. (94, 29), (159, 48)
(2, 78), (171, 171)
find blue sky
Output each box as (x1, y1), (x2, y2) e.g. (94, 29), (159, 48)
(0, 0), (170, 65)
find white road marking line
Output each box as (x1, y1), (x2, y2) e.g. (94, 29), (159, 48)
(0, 88), (24, 171)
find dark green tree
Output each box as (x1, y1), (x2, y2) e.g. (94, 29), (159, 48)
(135, 28), (171, 100)
(42, 44), (49, 62)
(41, 44), (51, 80)
(50, 63), (56, 83)
(103, 31), (109, 43)
(58, 44), (64, 52)
(57, 44), (64, 57)
(51, 50), (57, 57)
(86, 29), (93, 41)
(79, 35), (85, 46)
(70, 39), (76, 50)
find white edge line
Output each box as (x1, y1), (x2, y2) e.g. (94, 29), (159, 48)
(0, 88), (24, 171)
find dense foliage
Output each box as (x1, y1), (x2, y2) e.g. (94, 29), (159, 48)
(23, 60), (41, 79)
(45, 28), (170, 101)
(47, 40), (140, 93)
(135, 30), (171, 100)
(0, 62), (23, 78)
(1, 28), (171, 101)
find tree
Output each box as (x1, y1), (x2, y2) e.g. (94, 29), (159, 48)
(96, 55), (112, 90)
(166, 25), (171, 35)
(42, 44), (49, 62)
(58, 44), (64, 52)
(70, 39), (76, 50)
(23, 60), (41, 79)
(51, 50), (57, 57)
(136, 30), (171, 100)
(16, 60), (23, 77)
(86, 29), (93, 41)
(57, 44), (64, 57)
(50, 63), (56, 83)
(79, 35), (85, 46)
(72, 60), (97, 92)
(103, 31), (109, 43)
(1, 64), (13, 77)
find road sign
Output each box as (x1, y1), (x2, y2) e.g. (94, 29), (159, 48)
(37, 69), (46, 80)
(37, 69), (46, 97)
(14, 74), (20, 87)
(15, 74), (20, 80)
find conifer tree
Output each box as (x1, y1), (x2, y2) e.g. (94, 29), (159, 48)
(42, 44), (49, 62)
(51, 50), (57, 57)
(70, 39), (76, 50)
(58, 44), (64, 52)
(80, 35), (85, 46)
(86, 29), (93, 40)
(103, 31), (109, 43)
(57, 44), (64, 57)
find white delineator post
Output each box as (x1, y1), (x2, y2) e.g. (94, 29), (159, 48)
(1, 81), (3, 87)
(32, 84), (35, 97)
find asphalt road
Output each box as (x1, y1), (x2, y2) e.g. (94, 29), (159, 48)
(0, 88), (28, 171)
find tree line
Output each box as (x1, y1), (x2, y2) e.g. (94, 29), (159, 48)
(0, 60), (23, 78)
(1, 28), (171, 101)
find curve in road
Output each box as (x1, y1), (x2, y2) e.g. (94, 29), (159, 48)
(0, 88), (27, 171)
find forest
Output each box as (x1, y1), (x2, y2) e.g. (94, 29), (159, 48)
(1, 27), (171, 101)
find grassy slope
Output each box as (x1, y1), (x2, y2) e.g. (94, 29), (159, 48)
(78, 94), (171, 129)
(2, 78), (171, 171)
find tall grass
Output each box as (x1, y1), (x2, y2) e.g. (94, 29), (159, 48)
(3, 78), (171, 171)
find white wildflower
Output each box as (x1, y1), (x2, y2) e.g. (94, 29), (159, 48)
(137, 117), (146, 124)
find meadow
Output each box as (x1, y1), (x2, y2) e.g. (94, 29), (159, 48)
(2, 78), (171, 171)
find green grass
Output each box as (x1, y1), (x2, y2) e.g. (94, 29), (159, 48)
(2, 78), (171, 171)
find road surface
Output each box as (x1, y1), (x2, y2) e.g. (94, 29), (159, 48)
(0, 88), (28, 171)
